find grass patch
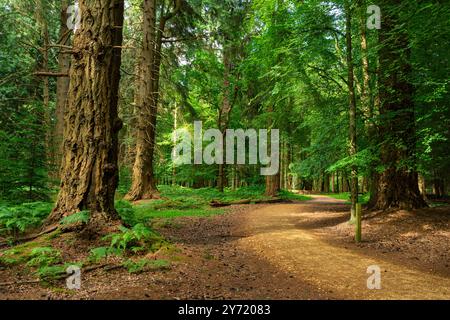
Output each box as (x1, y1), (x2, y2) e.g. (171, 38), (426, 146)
(134, 206), (224, 220)
(278, 190), (312, 201)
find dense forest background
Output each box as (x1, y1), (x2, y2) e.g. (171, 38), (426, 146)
(0, 0), (450, 300)
(0, 0), (449, 214)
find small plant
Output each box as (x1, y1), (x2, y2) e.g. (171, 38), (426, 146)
(60, 211), (90, 226)
(103, 223), (167, 255)
(35, 265), (66, 281)
(106, 223), (160, 251)
(0, 244), (67, 281)
(115, 200), (137, 226)
(88, 246), (122, 264)
(26, 247), (61, 268)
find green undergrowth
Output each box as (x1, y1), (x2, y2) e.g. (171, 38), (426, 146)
(323, 192), (370, 204)
(0, 202), (53, 236)
(0, 240), (81, 281)
(0, 186), (309, 283)
(122, 185), (311, 223)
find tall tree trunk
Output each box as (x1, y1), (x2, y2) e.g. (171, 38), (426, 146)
(36, 0), (52, 176)
(265, 106), (280, 197)
(126, 0), (181, 200)
(373, 0), (427, 210)
(47, 0), (125, 228)
(217, 45), (233, 193)
(345, 2), (358, 221)
(418, 174), (427, 200)
(126, 0), (158, 200)
(55, 0), (71, 178)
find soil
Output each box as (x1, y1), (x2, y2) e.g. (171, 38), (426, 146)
(0, 196), (449, 300)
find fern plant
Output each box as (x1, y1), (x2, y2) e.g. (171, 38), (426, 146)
(104, 223), (163, 253)
(0, 202), (53, 235)
(60, 211), (90, 226)
(26, 247), (61, 268)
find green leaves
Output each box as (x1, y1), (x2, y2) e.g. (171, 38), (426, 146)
(0, 202), (53, 234)
(104, 223), (163, 253)
(26, 247), (61, 268)
(60, 211), (90, 226)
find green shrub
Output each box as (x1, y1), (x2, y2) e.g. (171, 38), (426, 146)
(88, 246), (122, 264)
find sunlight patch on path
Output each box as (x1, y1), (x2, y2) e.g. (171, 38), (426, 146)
(236, 201), (450, 300)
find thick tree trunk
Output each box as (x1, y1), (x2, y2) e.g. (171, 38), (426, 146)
(47, 0), (125, 227)
(265, 173), (280, 197)
(373, 0), (427, 210)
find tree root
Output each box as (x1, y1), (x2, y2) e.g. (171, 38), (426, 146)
(0, 226), (59, 248)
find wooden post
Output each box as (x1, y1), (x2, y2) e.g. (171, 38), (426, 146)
(355, 203), (362, 243)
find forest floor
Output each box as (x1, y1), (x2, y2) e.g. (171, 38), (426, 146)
(0, 195), (449, 300)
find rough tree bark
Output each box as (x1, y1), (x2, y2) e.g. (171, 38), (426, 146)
(46, 0), (125, 228)
(126, 0), (158, 200)
(217, 45), (233, 193)
(54, 0), (71, 176)
(373, 0), (428, 210)
(126, 0), (182, 200)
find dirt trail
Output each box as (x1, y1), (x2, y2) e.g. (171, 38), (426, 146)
(235, 195), (450, 300)
(1, 195), (448, 300)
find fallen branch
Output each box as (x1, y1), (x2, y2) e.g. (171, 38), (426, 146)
(0, 226), (58, 247)
(0, 263), (124, 287)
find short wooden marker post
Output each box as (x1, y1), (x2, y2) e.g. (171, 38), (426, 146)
(355, 203), (362, 243)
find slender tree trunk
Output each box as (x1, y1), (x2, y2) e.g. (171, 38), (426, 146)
(373, 0), (427, 210)
(47, 0), (125, 229)
(36, 0), (52, 177)
(345, 2), (358, 221)
(265, 106), (280, 197)
(218, 45), (233, 193)
(418, 174), (427, 200)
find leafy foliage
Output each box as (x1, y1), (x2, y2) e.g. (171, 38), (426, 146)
(60, 211), (90, 226)
(0, 202), (53, 235)
(104, 224), (166, 254)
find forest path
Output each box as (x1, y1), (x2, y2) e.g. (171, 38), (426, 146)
(234, 196), (450, 300)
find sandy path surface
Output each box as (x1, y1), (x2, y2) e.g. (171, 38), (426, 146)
(235, 195), (450, 300)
